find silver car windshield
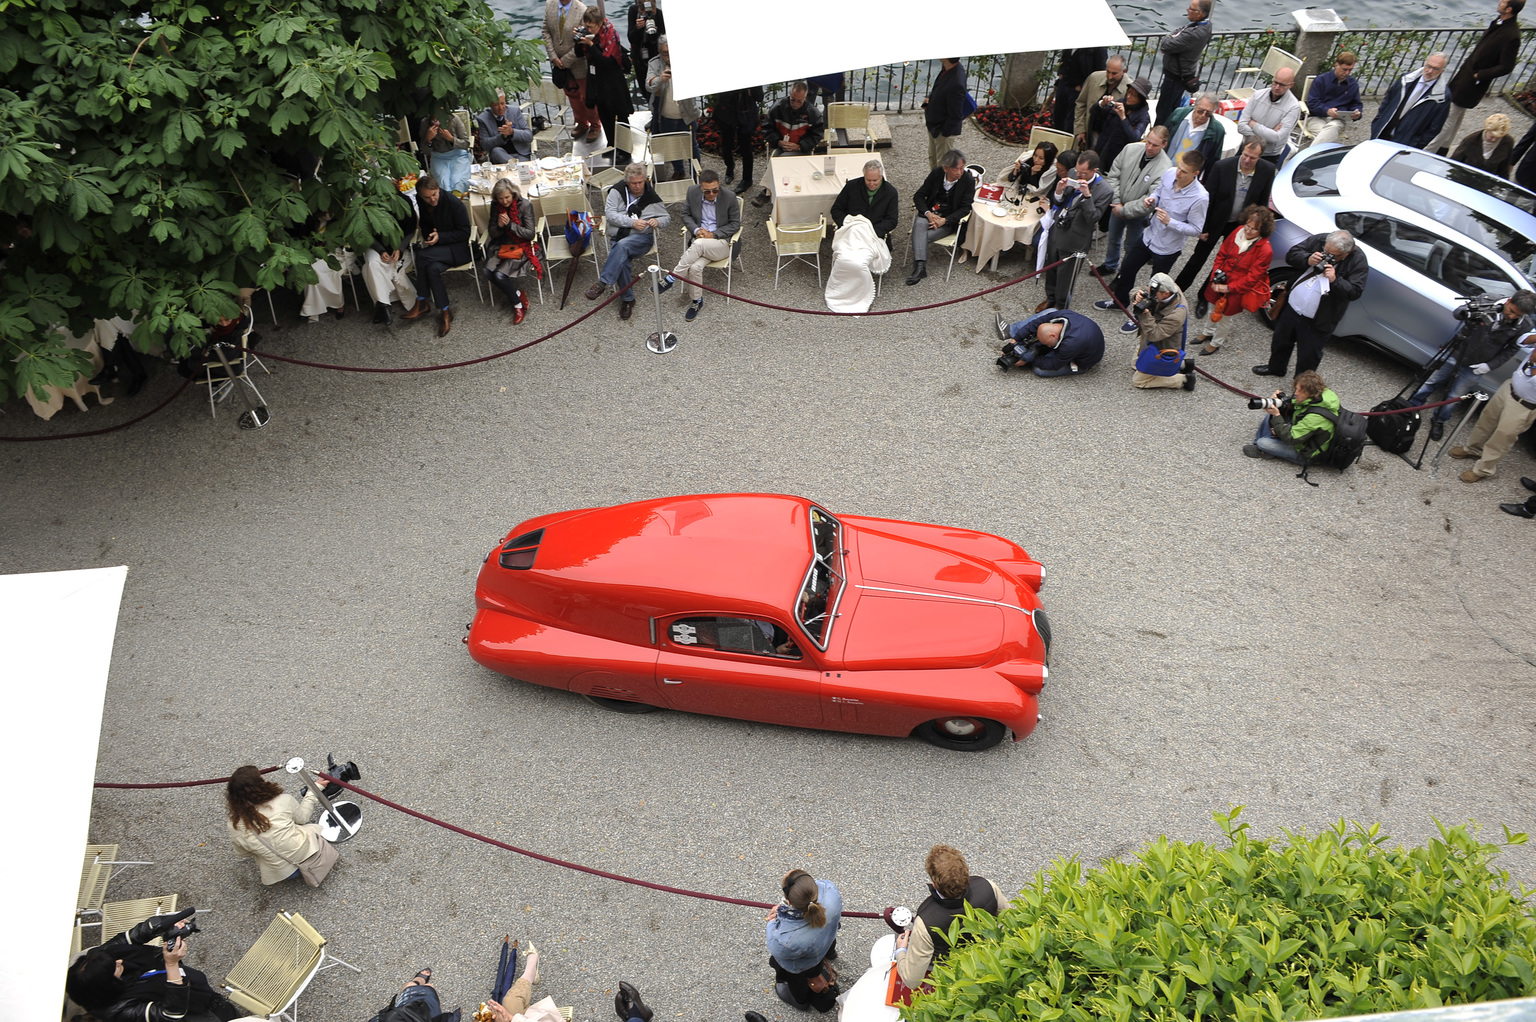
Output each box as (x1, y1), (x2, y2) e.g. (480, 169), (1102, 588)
(1291, 147), (1346, 198)
(1372, 152), (1536, 269)
(796, 507), (844, 650)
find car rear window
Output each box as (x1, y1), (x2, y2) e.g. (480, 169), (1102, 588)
(1290, 147), (1346, 197)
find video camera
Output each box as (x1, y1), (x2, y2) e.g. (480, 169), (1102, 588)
(997, 333), (1039, 370)
(1453, 292), (1505, 326)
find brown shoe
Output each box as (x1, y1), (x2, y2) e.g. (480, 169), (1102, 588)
(619, 300), (634, 320)
(584, 281), (607, 301)
(1448, 446), (1478, 459)
(1035, 299), (1052, 313)
(401, 298), (429, 321)
(1460, 469), (1485, 483)
(438, 309), (453, 337)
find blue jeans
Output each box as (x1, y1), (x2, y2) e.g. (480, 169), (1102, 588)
(1254, 414), (1306, 464)
(1103, 212), (1146, 273)
(1410, 360), (1481, 423)
(600, 231), (657, 298)
(397, 984), (442, 1016)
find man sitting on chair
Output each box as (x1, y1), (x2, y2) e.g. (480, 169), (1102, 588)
(906, 149), (975, 286)
(752, 82), (826, 207)
(830, 160), (899, 248)
(659, 170), (740, 323)
(403, 175), (471, 338)
(477, 89), (533, 164)
(586, 164), (671, 320)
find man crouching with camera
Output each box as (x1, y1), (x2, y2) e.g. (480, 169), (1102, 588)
(994, 307), (1106, 376)
(1243, 369), (1338, 464)
(1129, 272), (1195, 391)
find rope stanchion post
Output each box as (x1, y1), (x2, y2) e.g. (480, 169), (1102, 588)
(1061, 251), (1088, 311)
(286, 757), (362, 843)
(1431, 391), (1488, 473)
(645, 264), (678, 354)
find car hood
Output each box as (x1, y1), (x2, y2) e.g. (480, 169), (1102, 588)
(839, 590), (1005, 670)
(855, 528), (1007, 600)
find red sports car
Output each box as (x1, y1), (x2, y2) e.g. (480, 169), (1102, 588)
(468, 495), (1050, 750)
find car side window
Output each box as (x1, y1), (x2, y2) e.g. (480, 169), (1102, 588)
(667, 616), (803, 660)
(1335, 211), (1515, 300)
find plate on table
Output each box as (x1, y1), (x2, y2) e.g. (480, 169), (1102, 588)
(539, 156), (563, 170)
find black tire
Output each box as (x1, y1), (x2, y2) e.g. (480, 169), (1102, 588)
(585, 695), (662, 714)
(1256, 267), (1297, 331)
(913, 716), (1007, 751)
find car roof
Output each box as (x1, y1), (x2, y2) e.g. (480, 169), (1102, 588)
(528, 493), (815, 622)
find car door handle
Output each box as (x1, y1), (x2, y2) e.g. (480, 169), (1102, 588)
(662, 678), (683, 685)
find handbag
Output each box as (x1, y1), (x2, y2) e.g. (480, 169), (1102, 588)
(257, 830), (339, 888)
(806, 959), (839, 995)
(551, 65), (569, 90)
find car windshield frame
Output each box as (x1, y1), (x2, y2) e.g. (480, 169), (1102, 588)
(1370, 151), (1536, 269)
(795, 506), (846, 651)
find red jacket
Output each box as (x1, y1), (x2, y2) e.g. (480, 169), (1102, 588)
(1204, 227), (1272, 313)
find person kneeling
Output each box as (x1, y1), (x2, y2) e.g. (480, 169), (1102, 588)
(1243, 369), (1338, 464)
(1129, 272), (1195, 391)
(995, 308), (1105, 376)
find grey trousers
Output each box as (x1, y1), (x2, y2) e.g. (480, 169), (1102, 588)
(911, 218), (956, 264)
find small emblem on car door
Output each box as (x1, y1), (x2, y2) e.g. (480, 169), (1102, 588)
(670, 622), (698, 644)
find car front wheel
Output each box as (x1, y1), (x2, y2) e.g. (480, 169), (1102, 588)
(913, 716), (1007, 751)
(586, 695), (662, 714)
(1256, 267), (1298, 331)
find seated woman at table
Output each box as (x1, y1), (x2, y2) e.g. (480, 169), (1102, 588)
(1000, 141), (1058, 201)
(421, 106), (474, 196)
(483, 177), (538, 324)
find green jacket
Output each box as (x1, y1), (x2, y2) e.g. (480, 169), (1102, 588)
(1288, 388), (1341, 454)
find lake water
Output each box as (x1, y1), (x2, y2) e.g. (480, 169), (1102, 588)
(490, 0), (1498, 39)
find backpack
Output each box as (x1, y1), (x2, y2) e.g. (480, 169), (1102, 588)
(1295, 404), (1367, 484)
(1365, 396), (1421, 454)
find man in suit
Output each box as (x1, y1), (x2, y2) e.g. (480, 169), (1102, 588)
(830, 160), (900, 247)
(1164, 93), (1229, 171)
(1041, 151), (1115, 310)
(1428, 0), (1523, 153)
(541, 0), (599, 143)
(1156, 0), (1213, 124)
(1073, 55), (1129, 150)
(1053, 48), (1108, 137)
(476, 89), (533, 164)
(403, 175), (472, 338)
(907, 150), (976, 285)
(923, 58), (969, 169)
(1174, 139), (1275, 308)
(661, 170), (741, 323)
(1371, 53), (1450, 149)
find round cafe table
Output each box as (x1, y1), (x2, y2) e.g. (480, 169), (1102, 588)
(961, 199), (1046, 273)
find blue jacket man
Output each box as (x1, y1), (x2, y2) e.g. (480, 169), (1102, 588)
(995, 308), (1106, 376)
(1371, 56), (1450, 149)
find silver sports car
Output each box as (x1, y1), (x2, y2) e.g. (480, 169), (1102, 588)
(1267, 140), (1536, 379)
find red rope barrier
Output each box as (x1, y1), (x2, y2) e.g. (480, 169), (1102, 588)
(93, 765), (280, 789)
(0, 376), (195, 443)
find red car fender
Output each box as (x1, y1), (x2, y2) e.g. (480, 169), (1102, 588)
(468, 607), (662, 703)
(821, 667), (1039, 740)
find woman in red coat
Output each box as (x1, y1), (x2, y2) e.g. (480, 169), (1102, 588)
(1194, 205), (1274, 356)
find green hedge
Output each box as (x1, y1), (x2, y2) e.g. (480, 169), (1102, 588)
(907, 809), (1536, 1022)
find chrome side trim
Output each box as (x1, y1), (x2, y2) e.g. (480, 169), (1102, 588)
(854, 583), (1035, 618)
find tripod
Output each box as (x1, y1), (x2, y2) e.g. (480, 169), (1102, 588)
(1392, 323), (1477, 471)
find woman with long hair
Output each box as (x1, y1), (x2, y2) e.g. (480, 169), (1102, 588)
(1193, 204), (1275, 355)
(225, 764), (331, 884)
(575, 7), (633, 150)
(484, 177), (537, 324)
(1001, 141), (1059, 200)
(765, 869), (844, 1013)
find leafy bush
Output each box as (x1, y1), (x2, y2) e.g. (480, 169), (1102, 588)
(907, 809), (1536, 1022)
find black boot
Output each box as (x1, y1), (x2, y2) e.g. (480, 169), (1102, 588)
(373, 301), (391, 325)
(905, 261), (927, 286)
(88, 343), (121, 387)
(616, 981), (652, 1022)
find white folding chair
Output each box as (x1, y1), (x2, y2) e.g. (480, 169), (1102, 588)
(930, 211), (972, 282)
(523, 77), (572, 156)
(1027, 126), (1075, 153)
(647, 131), (700, 205)
(1226, 46), (1304, 102)
(224, 911), (360, 1022)
(538, 189), (604, 286)
(588, 122), (647, 203)
(766, 215), (826, 288)
(1293, 74), (1318, 148)
(678, 222), (744, 301)
(202, 307), (269, 419)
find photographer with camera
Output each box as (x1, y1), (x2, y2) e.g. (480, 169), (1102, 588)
(1191, 205), (1275, 356)
(1451, 332), (1536, 482)
(1129, 273), (1196, 391)
(1255, 230), (1367, 378)
(1242, 369), (1339, 464)
(994, 307), (1106, 376)
(1410, 290), (1536, 441)
(67, 909), (242, 1022)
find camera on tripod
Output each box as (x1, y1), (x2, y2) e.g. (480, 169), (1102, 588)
(1453, 292), (1504, 325)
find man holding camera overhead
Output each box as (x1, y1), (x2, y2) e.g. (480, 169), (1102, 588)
(1254, 230), (1367, 378)
(1243, 370), (1340, 464)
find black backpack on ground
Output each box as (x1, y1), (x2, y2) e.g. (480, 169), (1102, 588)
(1366, 396), (1420, 454)
(1295, 404), (1368, 484)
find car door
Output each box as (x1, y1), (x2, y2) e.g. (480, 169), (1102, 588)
(655, 614), (824, 725)
(1331, 210), (1464, 364)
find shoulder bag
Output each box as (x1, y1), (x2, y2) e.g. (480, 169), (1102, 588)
(256, 829), (339, 888)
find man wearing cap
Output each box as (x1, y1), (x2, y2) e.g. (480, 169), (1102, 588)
(1130, 273), (1196, 391)
(1091, 76), (1154, 173)
(1450, 333), (1536, 482)
(1237, 67), (1301, 164)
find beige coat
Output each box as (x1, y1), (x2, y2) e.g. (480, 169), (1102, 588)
(1074, 70), (1130, 140)
(542, 0), (588, 80)
(228, 791), (323, 885)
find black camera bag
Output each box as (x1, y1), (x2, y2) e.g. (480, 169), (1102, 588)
(1366, 397), (1420, 454)
(1300, 405), (1368, 470)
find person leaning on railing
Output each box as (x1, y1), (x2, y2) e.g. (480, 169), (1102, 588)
(1155, 0), (1213, 125)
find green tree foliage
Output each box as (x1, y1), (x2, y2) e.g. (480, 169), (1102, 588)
(907, 809), (1536, 1022)
(0, 0), (539, 400)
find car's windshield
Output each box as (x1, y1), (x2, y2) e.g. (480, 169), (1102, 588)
(796, 507), (844, 649)
(1290, 147), (1346, 197)
(1372, 151), (1536, 271)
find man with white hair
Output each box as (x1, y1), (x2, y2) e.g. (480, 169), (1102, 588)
(1255, 230), (1368, 378)
(1163, 93), (1229, 172)
(477, 89), (532, 164)
(1371, 53), (1450, 149)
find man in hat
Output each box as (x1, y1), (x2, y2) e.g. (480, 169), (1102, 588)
(1129, 273), (1196, 391)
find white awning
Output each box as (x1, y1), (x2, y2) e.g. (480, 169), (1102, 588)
(662, 0), (1129, 101)
(0, 566), (128, 1013)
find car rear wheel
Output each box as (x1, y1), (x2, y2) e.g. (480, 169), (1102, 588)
(913, 716), (1007, 751)
(585, 695), (662, 714)
(1256, 267), (1298, 331)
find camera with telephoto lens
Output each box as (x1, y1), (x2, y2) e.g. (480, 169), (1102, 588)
(1247, 392), (1293, 414)
(1454, 292), (1504, 325)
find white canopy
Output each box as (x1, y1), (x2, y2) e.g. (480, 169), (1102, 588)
(662, 0), (1130, 101)
(1, 566), (128, 1014)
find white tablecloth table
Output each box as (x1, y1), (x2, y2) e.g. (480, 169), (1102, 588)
(770, 153), (883, 226)
(961, 199), (1046, 273)
(466, 159), (588, 235)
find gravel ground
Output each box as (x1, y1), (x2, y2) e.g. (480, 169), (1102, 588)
(7, 105), (1536, 1022)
